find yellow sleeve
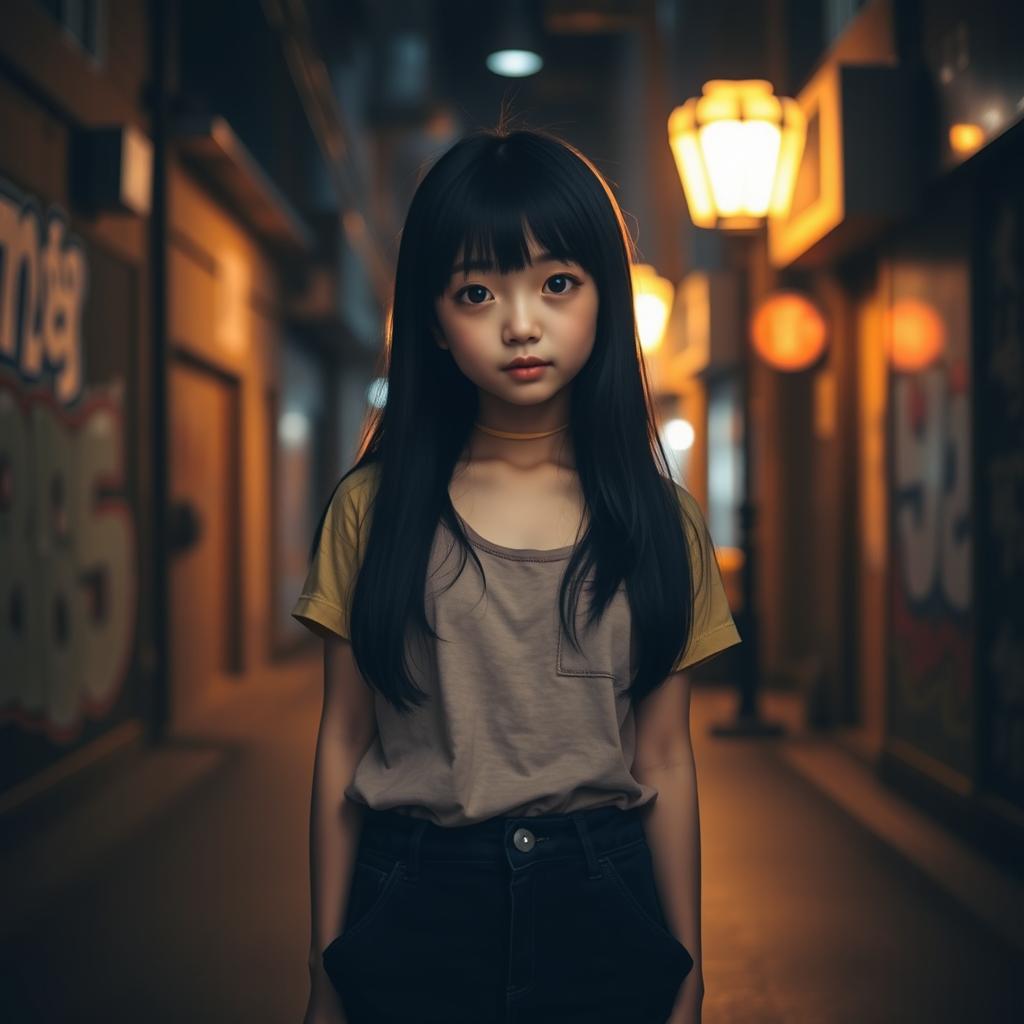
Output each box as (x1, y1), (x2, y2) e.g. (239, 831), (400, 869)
(671, 484), (742, 672)
(290, 467), (374, 641)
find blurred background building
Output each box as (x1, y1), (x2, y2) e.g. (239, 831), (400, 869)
(0, 1), (1022, 1018)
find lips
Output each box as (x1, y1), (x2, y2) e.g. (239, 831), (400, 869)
(503, 358), (551, 369)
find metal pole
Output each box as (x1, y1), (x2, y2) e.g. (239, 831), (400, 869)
(711, 233), (785, 739)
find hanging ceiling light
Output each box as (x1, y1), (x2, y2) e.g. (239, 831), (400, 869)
(668, 79), (806, 230)
(486, 0), (544, 78)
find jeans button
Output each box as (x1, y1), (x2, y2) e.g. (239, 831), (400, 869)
(512, 827), (536, 852)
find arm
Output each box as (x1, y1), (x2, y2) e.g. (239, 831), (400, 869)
(634, 670), (705, 1023)
(305, 632), (378, 1022)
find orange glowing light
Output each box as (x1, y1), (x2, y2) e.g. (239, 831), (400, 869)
(885, 299), (946, 372)
(750, 291), (827, 371)
(948, 123), (984, 156)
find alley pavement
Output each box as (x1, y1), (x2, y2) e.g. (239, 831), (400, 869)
(2, 655), (1021, 1023)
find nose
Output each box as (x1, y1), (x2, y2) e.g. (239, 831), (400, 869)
(502, 293), (541, 345)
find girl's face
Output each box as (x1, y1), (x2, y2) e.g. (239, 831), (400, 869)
(433, 234), (599, 408)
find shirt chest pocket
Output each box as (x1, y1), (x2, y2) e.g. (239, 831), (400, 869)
(554, 582), (631, 684)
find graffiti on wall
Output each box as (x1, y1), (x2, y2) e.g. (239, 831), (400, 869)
(891, 359), (973, 736)
(887, 199), (974, 778)
(0, 191), (84, 403)
(0, 180), (137, 743)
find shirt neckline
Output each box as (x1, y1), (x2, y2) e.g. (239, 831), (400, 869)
(452, 508), (574, 562)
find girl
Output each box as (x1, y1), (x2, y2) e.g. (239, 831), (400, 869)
(292, 126), (741, 1024)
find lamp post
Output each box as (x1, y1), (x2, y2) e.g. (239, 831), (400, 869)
(668, 79), (810, 739)
(723, 244), (782, 739)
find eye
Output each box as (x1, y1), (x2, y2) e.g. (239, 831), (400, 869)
(544, 273), (582, 295)
(450, 272), (581, 303)
(454, 283), (492, 306)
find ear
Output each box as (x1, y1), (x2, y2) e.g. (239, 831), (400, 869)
(431, 324), (448, 350)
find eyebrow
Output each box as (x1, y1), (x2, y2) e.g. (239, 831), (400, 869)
(450, 252), (577, 276)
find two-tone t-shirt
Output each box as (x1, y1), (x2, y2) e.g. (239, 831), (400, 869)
(291, 463), (741, 827)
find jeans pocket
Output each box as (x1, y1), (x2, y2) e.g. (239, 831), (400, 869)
(322, 854), (406, 968)
(599, 842), (694, 974)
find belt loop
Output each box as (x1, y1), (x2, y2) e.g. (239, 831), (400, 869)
(404, 817), (430, 882)
(570, 810), (603, 880)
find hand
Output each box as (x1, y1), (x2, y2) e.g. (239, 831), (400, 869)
(666, 967), (704, 1024)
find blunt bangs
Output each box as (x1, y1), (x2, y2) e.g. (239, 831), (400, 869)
(423, 136), (603, 302)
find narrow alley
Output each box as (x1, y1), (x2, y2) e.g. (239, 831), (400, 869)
(3, 1), (1023, 1020)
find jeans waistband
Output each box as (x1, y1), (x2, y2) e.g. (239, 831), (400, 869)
(358, 803), (647, 881)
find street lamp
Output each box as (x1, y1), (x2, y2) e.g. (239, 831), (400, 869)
(668, 80), (806, 230)
(668, 79), (811, 741)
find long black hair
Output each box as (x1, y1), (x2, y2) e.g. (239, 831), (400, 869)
(309, 125), (707, 715)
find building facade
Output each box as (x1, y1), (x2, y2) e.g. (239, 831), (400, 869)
(0, 0), (386, 809)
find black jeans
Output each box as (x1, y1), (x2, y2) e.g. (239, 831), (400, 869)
(322, 803), (695, 1023)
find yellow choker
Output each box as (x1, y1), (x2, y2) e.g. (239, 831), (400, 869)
(473, 422), (569, 440)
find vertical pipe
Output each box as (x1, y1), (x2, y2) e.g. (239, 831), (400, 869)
(147, 0), (170, 742)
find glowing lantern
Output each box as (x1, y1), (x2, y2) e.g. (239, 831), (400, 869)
(750, 291), (827, 371)
(885, 299), (946, 372)
(948, 123), (984, 157)
(668, 80), (806, 230)
(631, 263), (674, 351)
